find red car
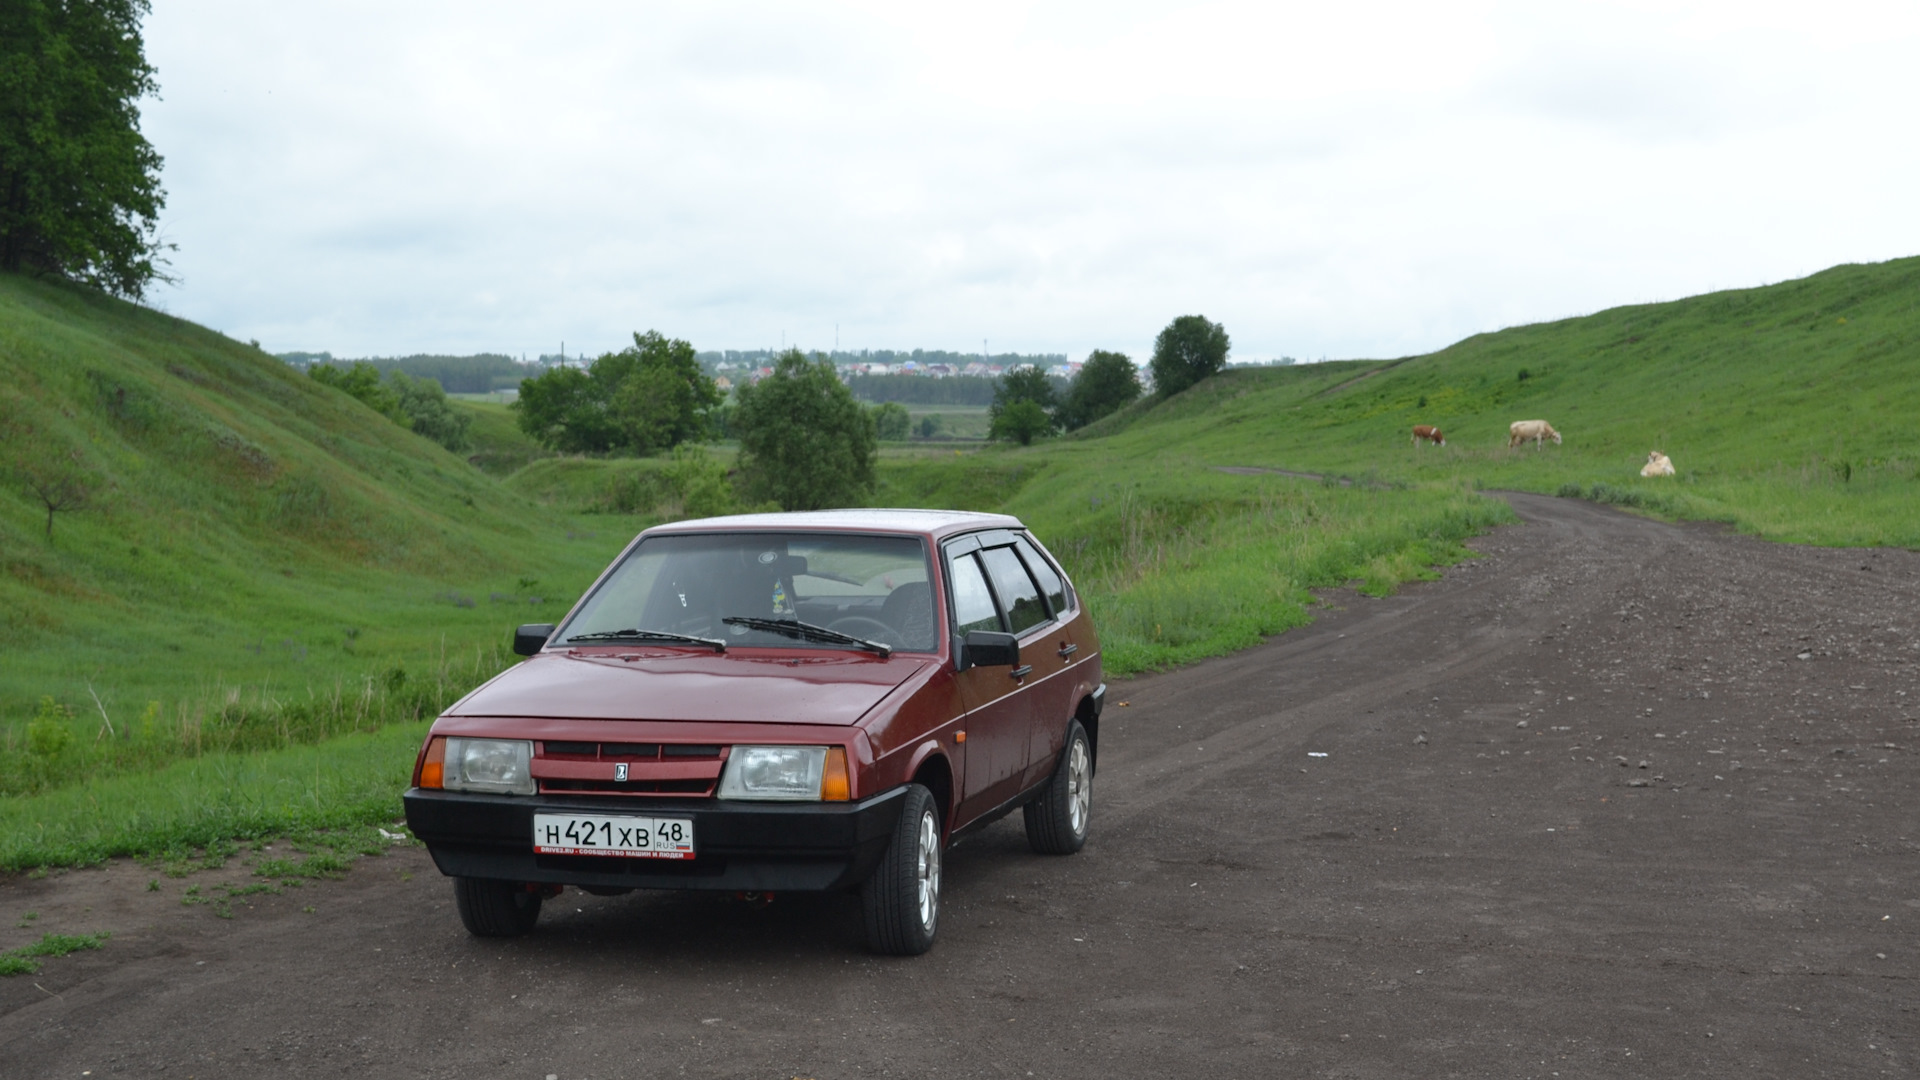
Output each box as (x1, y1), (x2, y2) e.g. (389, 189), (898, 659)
(404, 510), (1104, 955)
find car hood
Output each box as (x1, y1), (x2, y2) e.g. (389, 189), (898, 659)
(447, 649), (932, 725)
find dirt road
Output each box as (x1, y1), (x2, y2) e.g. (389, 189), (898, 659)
(5, 493), (1917, 1078)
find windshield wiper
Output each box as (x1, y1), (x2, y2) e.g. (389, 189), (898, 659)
(721, 616), (892, 657)
(564, 628), (727, 653)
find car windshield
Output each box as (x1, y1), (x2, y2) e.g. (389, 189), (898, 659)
(559, 532), (938, 653)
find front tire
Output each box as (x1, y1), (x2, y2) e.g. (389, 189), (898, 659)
(1024, 721), (1092, 855)
(862, 784), (942, 955)
(453, 877), (543, 937)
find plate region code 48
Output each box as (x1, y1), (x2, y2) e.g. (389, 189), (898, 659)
(533, 813), (695, 859)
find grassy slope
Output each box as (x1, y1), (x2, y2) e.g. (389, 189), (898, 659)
(1079, 256), (1920, 546)
(0, 275), (626, 736)
(452, 397), (553, 476)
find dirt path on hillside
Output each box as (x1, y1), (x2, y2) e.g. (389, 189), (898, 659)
(4, 493), (1918, 1079)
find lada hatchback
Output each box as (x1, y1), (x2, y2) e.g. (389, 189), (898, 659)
(404, 509), (1104, 955)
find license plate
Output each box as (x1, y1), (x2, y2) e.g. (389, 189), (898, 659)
(532, 813), (695, 859)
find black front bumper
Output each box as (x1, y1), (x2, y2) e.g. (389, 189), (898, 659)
(403, 787), (907, 893)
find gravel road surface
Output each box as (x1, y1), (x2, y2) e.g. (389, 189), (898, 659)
(4, 492), (1917, 1078)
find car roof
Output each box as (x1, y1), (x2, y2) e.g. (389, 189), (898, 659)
(643, 508), (1024, 541)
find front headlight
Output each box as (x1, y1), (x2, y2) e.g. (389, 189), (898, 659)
(717, 745), (849, 801)
(442, 737), (535, 795)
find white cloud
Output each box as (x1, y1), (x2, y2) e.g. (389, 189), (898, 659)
(140, 0), (1920, 362)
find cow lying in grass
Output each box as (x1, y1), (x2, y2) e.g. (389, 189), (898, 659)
(1641, 451), (1675, 477)
(1509, 419), (1562, 449)
(1412, 425), (1445, 447)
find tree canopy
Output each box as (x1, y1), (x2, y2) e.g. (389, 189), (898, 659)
(513, 331), (720, 455)
(1149, 315), (1231, 398)
(732, 350), (876, 510)
(988, 366), (1061, 444)
(0, 0), (170, 297)
(1060, 350), (1143, 430)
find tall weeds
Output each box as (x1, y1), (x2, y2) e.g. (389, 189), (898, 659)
(0, 644), (510, 797)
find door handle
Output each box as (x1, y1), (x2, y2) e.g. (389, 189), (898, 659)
(1010, 665), (1033, 680)
(1056, 643), (1077, 659)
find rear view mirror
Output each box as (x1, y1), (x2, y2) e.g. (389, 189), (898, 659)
(514, 623), (555, 656)
(962, 630), (1018, 669)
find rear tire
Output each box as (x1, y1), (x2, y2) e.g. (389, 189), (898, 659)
(862, 784), (942, 955)
(453, 877), (543, 937)
(1024, 721), (1092, 855)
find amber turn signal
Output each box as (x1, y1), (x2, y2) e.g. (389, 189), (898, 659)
(821, 746), (851, 801)
(418, 736), (447, 789)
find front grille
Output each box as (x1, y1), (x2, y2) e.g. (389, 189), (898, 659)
(533, 739), (727, 798)
(537, 741), (721, 761)
(541, 778), (714, 795)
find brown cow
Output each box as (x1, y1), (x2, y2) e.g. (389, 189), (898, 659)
(1412, 425), (1445, 447)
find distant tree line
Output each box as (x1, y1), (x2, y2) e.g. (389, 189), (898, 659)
(697, 348), (1066, 371)
(280, 352), (543, 394)
(846, 374), (997, 406)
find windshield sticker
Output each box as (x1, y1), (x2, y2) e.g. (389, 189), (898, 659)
(757, 551), (778, 565)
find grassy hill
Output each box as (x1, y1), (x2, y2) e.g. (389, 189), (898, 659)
(0, 275), (625, 768)
(1059, 256), (1920, 545)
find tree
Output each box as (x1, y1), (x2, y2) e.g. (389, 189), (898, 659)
(310, 361), (404, 421)
(990, 400), (1052, 446)
(388, 371), (471, 452)
(513, 331), (719, 455)
(732, 350), (876, 510)
(15, 452), (97, 540)
(1149, 315), (1231, 398)
(608, 331), (722, 453)
(0, 0), (170, 297)
(871, 402), (911, 441)
(988, 366), (1060, 443)
(513, 364), (616, 453)
(1060, 350), (1143, 430)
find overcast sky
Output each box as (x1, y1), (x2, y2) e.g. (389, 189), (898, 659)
(140, 0), (1920, 363)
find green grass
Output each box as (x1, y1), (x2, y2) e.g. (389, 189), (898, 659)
(451, 397), (553, 476)
(1064, 256), (1920, 546)
(881, 444), (1510, 676)
(0, 931), (110, 976)
(0, 273), (625, 797)
(0, 720), (429, 870)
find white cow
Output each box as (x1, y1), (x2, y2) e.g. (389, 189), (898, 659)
(1508, 419), (1562, 449)
(1640, 451), (1675, 477)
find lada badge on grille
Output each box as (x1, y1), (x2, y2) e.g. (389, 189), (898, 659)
(614, 763), (629, 782)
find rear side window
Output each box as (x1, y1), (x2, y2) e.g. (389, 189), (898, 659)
(981, 546), (1048, 635)
(948, 552), (1003, 634)
(1013, 537), (1068, 616)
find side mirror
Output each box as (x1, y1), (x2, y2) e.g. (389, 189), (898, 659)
(514, 623), (556, 656)
(962, 630), (1018, 670)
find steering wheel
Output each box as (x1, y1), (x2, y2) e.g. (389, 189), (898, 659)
(827, 616), (897, 644)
